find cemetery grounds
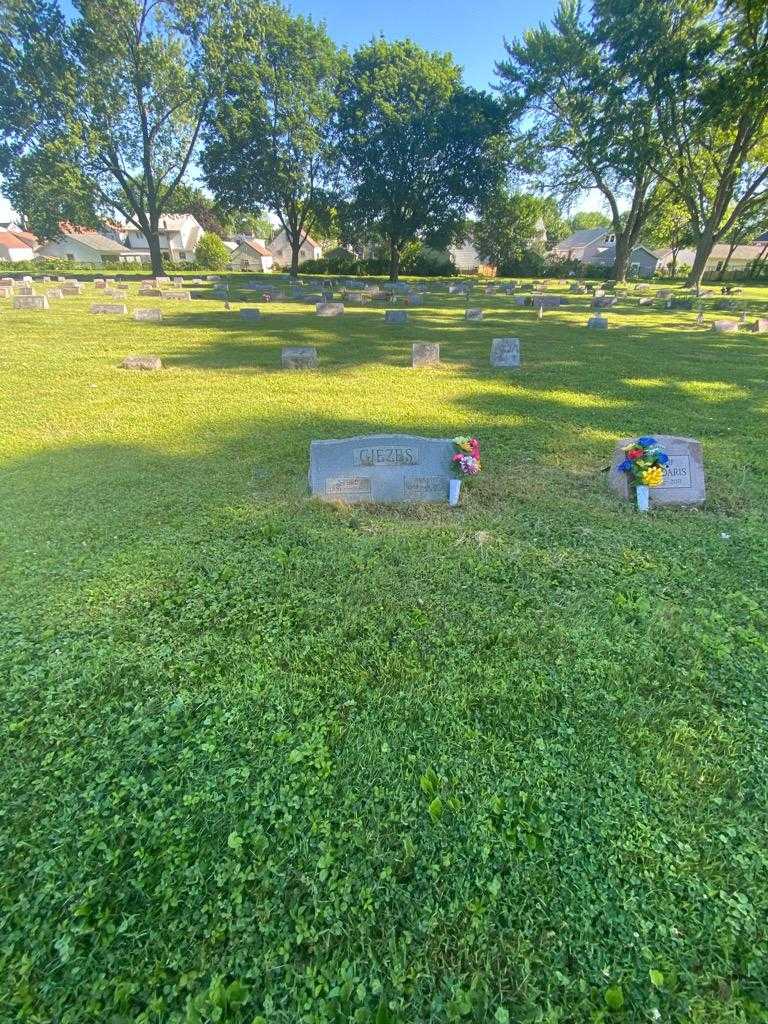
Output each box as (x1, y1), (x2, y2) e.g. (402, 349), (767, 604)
(1, 276), (767, 1022)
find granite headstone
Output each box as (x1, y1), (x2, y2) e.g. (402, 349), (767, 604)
(412, 342), (440, 367)
(309, 433), (454, 504)
(490, 338), (521, 368)
(608, 435), (705, 507)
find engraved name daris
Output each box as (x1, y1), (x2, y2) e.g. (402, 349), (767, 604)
(661, 455), (691, 489)
(326, 477), (372, 497)
(353, 446), (420, 467)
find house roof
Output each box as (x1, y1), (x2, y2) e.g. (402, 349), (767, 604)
(122, 214), (201, 233)
(270, 228), (320, 249)
(237, 238), (271, 257)
(60, 229), (130, 254)
(754, 230), (768, 243)
(552, 227), (608, 250)
(0, 230), (36, 250)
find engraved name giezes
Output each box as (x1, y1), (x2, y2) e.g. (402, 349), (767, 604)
(353, 445), (420, 467)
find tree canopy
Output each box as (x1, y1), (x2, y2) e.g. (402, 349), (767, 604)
(336, 39), (511, 280)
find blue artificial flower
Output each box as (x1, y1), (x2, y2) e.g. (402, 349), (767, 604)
(618, 459), (632, 472)
(656, 452), (669, 465)
(637, 435), (657, 446)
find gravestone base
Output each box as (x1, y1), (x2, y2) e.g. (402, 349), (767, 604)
(384, 310), (408, 324)
(134, 309), (162, 321)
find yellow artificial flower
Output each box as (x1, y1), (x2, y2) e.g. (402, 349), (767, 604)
(643, 466), (664, 487)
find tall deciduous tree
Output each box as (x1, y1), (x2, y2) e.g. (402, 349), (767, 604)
(473, 192), (547, 268)
(498, 0), (663, 282)
(336, 39), (510, 282)
(642, 186), (694, 277)
(1, 0), (232, 274)
(595, 0), (768, 288)
(202, 6), (341, 278)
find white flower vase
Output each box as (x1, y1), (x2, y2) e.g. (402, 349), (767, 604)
(449, 478), (462, 506)
(636, 484), (650, 512)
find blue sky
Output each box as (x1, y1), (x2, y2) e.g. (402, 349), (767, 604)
(2, 0), (607, 222)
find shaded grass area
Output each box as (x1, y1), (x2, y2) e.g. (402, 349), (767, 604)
(1, 280), (768, 1023)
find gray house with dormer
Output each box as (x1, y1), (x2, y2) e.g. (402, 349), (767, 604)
(550, 227), (660, 277)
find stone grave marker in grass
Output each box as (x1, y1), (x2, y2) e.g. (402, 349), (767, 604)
(282, 346), (318, 370)
(91, 303), (128, 314)
(412, 343), (440, 367)
(608, 435), (705, 507)
(713, 320), (739, 333)
(384, 310), (408, 324)
(12, 295), (49, 310)
(587, 315), (608, 329)
(134, 309), (163, 322)
(316, 302), (344, 317)
(490, 338), (521, 368)
(120, 355), (163, 370)
(465, 308), (483, 321)
(309, 433), (454, 504)
(239, 308), (262, 320)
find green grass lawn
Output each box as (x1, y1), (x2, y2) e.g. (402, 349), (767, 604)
(1, 277), (767, 1023)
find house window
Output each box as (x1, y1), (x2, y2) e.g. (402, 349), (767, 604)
(606, 234), (615, 243)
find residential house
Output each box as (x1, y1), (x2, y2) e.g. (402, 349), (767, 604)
(549, 227), (616, 263)
(268, 229), (322, 267)
(654, 243), (767, 276)
(37, 227), (138, 265)
(0, 228), (38, 262)
(121, 214), (204, 263)
(228, 238), (274, 272)
(589, 243), (661, 278)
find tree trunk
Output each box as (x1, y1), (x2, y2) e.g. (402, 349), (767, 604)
(718, 241), (738, 280)
(290, 240), (300, 279)
(147, 230), (164, 277)
(670, 248), (679, 278)
(613, 234), (631, 283)
(685, 229), (716, 290)
(388, 242), (400, 282)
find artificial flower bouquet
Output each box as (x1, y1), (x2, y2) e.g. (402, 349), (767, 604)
(618, 436), (668, 509)
(449, 436), (481, 505)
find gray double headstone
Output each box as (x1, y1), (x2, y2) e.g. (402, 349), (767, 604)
(309, 433), (455, 504)
(134, 309), (162, 321)
(490, 338), (521, 368)
(465, 308), (483, 321)
(713, 320), (739, 333)
(282, 346), (318, 369)
(608, 435), (705, 507)
(412, 343), (440, 367)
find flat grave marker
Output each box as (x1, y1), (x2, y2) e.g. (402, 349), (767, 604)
(490, 338), (521, 368)
(412, 342), (440, 367)
(608, 435), (705, 506)
(282, 346), (318, 370)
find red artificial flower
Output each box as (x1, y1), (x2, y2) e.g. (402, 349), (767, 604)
(627, 448), (643, 460)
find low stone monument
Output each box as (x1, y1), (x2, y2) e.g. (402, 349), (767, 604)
(638, 297), (653, 306)
(239, 308), (261, 320)
(384, 310), (408, 324)
(316, 302), (344, 316)
(16, 285), (35, 296)
(139, 287), (163, 297)
(514, 296), (528, 307)
(713, 320), (739, 333)
(587, 315), (608, 329)
(671, 298), (693, 310)
(46, 289), (63, 299)
(752, 318), (768, 333)
(12, 294), (49, 310)
(533, 294), (563, 309)
(282, 346), (318, 369)
(490, 338), (521, 368)
(412, 342), (440, 367)
(592, 296), (617, 309)
(94, 279), (106, 289)
(161, 290), (191, 301)
(608, 435), (705, 506)
(309, 433), (454, 504)
(465, 308), (483, 321)
(91, 303), (128, 314)
(120, 355), (163, 370)
(0, 286), (12, 299)
(134, 309), (163, 321)
(155, 276), (171, 285)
